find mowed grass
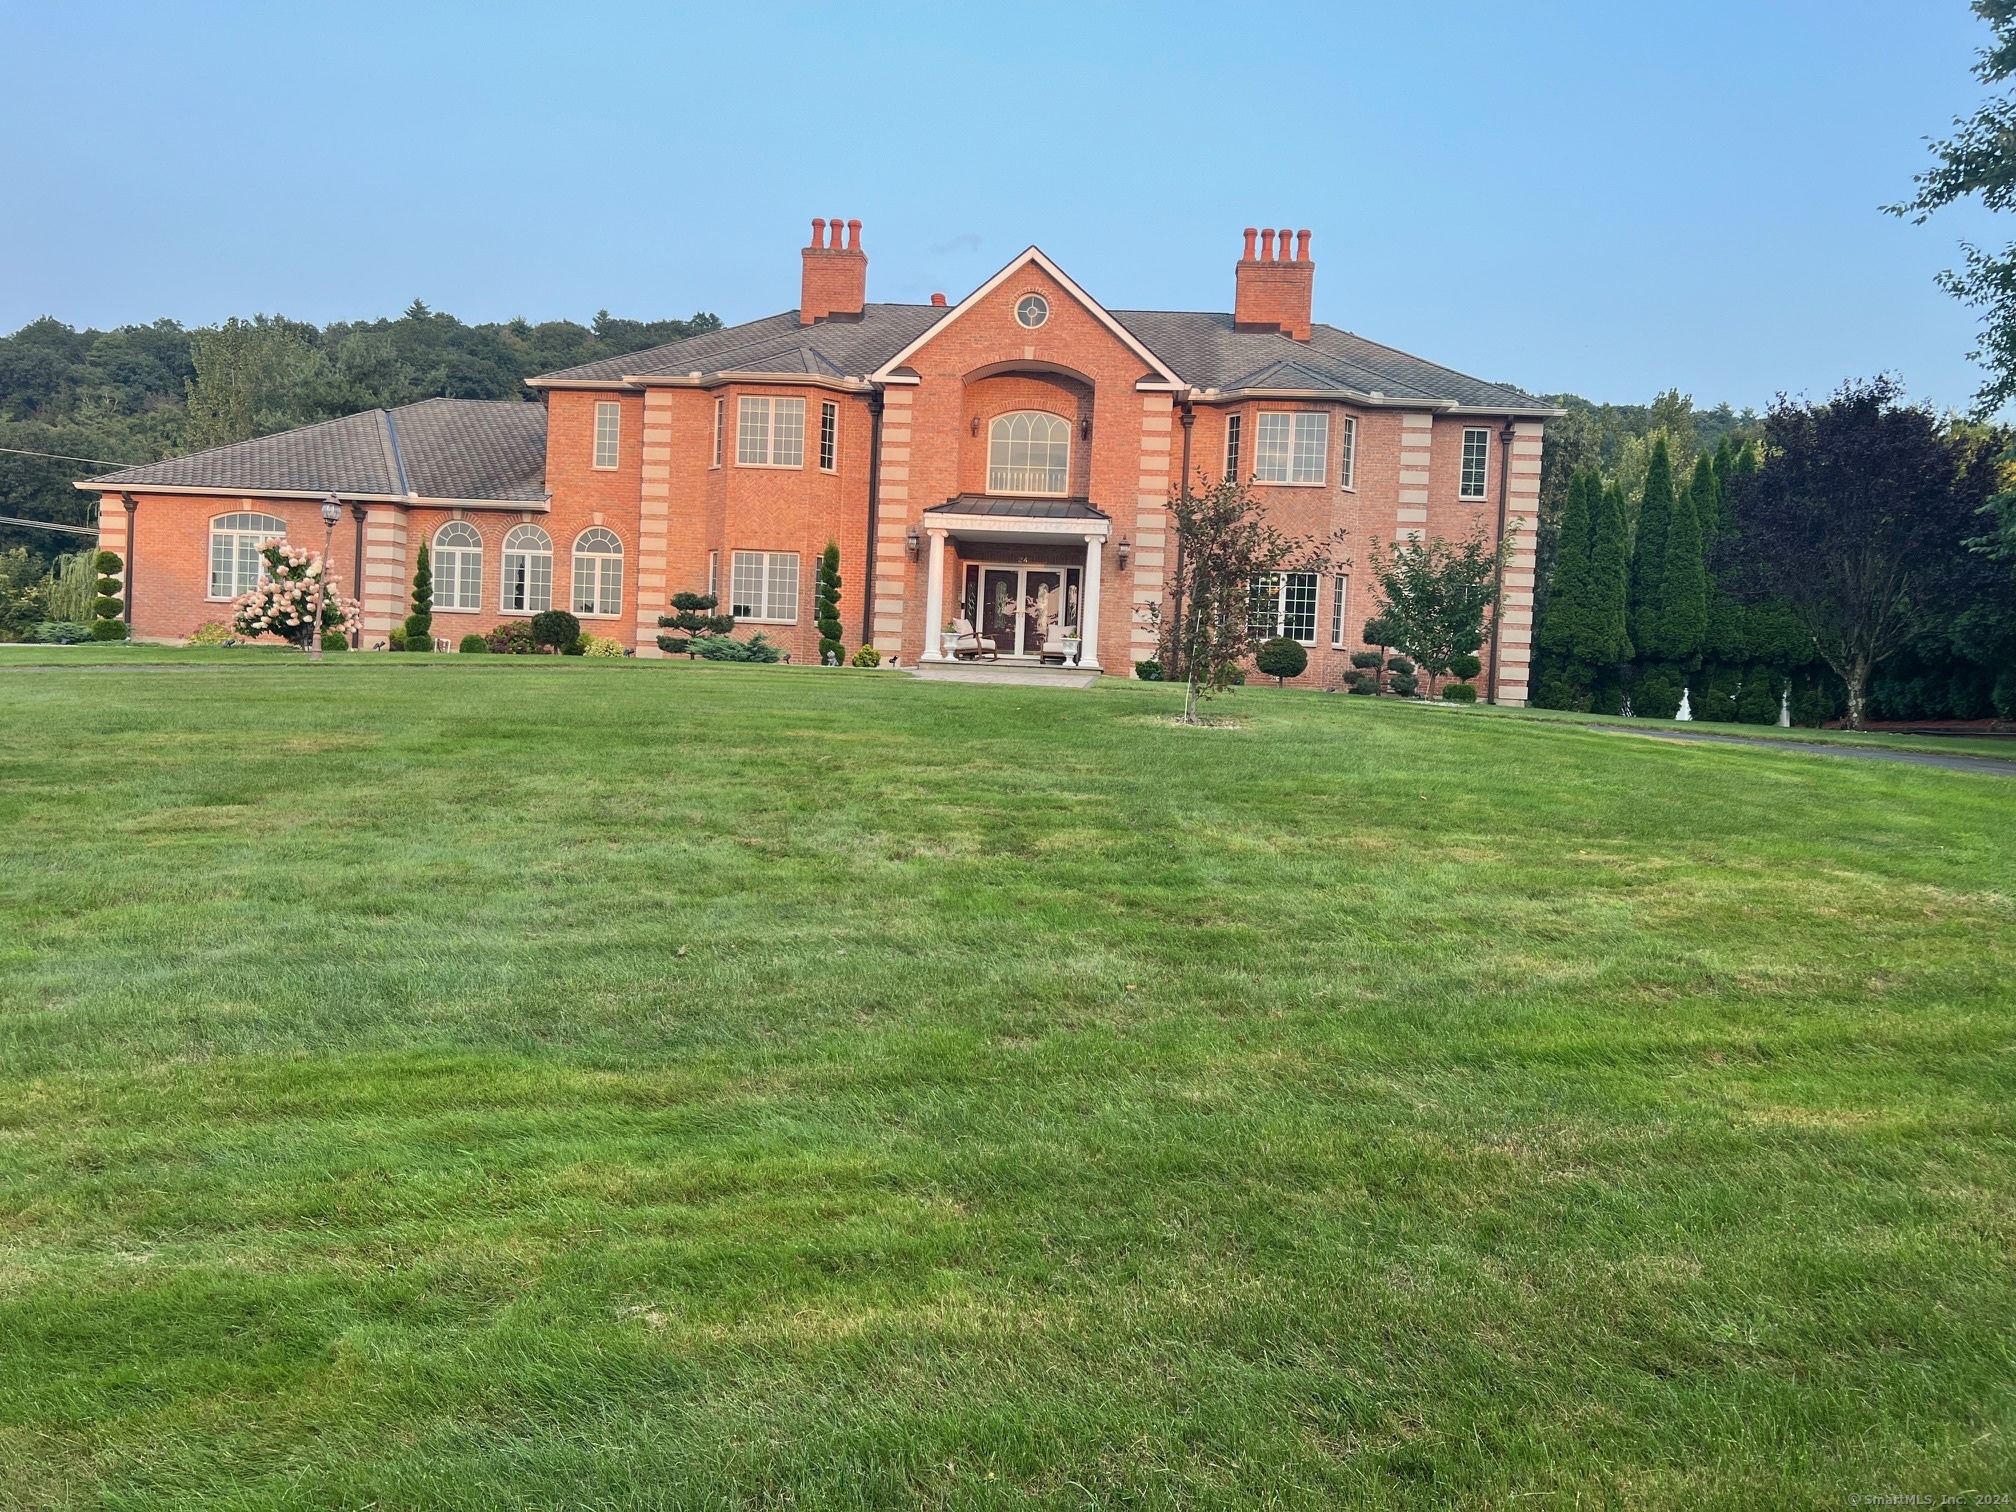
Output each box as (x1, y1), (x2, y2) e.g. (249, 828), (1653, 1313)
(0, 656), (2011, 1509)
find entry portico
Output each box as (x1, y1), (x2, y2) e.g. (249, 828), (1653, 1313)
(919, 497), (1110, 669)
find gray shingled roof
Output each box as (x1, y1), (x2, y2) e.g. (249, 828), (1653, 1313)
(928, 496), (1109, 519)
(531, 305), (951, 385)
(82, 399), (547, 502)
(528, 300), (1546, 411)
(1111, 311), (1548, 410)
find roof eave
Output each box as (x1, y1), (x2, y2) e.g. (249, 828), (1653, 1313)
(70, 479), (549, 509)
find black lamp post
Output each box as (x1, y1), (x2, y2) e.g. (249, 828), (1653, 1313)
(350, 502), (367, 648)
(311, 495), (341, 662)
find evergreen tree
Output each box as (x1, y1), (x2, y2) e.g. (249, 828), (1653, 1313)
(1659, 471), (1708, 666)
(1631, 435), (1675, 653)
(815, 542), (844, 664)
(1708, 437), (1735, 536)
(1689, 454), (1720, 543)
(405, 542), (433, 651)
(1588, 481), (1634, 666)
(1535, 469), (1593, 662)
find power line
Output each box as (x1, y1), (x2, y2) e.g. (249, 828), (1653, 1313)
(0, 514), (98, 537)
(0, 444), (134, 468)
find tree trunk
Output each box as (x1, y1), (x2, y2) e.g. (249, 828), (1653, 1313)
(1843, 658), (1870, 731)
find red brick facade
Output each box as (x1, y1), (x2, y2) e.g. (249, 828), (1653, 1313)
(88, 225), (1546, 700)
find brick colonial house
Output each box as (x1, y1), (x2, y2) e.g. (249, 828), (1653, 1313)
(80, 223), (1554, 698)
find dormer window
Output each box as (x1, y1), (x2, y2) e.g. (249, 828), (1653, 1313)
(988, 411), (1070, 495)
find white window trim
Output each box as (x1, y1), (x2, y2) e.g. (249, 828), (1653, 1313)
(728, 549), (801, 624)
(986, 410), (1072, 497)
(500, 525), (554, 617)
(570, 528), (624, 619)
(206, 513), (288, 600)
(1251, 570), (1320, 646)
(1224, 412), (1242, 483)
(1330, 575), (1348, 649)
(1339, 416), (1357, 492)
(711, 397), (725, 469)
(592, 401), (621, 471)
(432, 522), (485, 614)
(1460, 426), (1491, 501)
(819, 400), (838, 473)
(736, 395), (807, 470)
(1252, 410), (1329, 487)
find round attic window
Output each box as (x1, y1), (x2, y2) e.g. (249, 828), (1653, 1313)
(1015, 293), (1050, 329)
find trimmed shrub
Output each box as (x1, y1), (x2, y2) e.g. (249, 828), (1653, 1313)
(815, 542), (844, 665)
(1134, 659), (1163, 681)
(1349, 651), (1383, 670)
(851, 644), (882, 668)
(1386, 656), (1416, 676)
(320, 630), (348, 652)
(388, 626), (407, 651)
(561, 639), (585, 655)
(1360, 615), (1397, 648)
(690, 633), (782, 663)
(405, 632), (433, 653)
(188, 621), (234, 646)
(90, 618), (129, 641)
(530, 609), (581, 652)
(1255, 637), (1308, 685)
(1441, 682), (1478, 703)
(1386, 671), (1418, 697)
(94, 576), (122, 597)
(580, 633), (625, 657)
(487, 622), (537, 654)
(459, 634), (489, 653)
(30, 621), (94, 644)
(93, 595), (124, 620)
(1342, 669), (1378, 695)
(1633, 668), (1685, 720)
(405, 542), (433, 647)
(1448, 651), (1482, 681)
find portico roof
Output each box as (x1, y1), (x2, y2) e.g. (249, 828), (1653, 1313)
(924, 495), (1109, 520)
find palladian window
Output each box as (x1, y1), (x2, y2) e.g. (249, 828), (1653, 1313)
(433, 521), (484, 612)
(209, 511), (288, 598)
(501, 524), (553, 614)
(988, 411), (1071, 495)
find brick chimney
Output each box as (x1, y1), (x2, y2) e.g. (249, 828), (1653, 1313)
(1233, 226), (1314, 341)
(800, 217), (867, 324)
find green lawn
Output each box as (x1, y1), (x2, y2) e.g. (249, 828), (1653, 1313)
(2, 654), (2012, 1507)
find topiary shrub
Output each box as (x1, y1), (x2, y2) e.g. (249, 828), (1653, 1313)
(1386, 656), (1416, 676)
(1386, 671), (1418, 697)
(90, 618), (129, 641)
(388, 626), (407, 651)
(487, 621), (537, 654)
(1342, 669), (1378, 695)
(580, 633), (625, 657)
(1255, 636), (1308, 686)
(850, 644), (882, 668)
(1134, 659), (1163, 681)
(459, 634), (489, 654)
(1448, 652), (1482, 682)
(405, 542), (433, 648)
(92, 595), (124, 619)
(530, 608), (580, 653)
(1349, 651), (1383, 670)
(656, 592), (734, 654)
(405, 631), (433, 653)
(815, 542), (844, 665)
(1441, 682), (1478, 703)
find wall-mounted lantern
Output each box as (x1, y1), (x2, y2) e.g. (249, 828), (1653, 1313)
(1116, 536), (1132, 571)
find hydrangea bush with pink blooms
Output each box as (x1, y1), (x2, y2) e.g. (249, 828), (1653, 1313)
(230, 539), (360, 648)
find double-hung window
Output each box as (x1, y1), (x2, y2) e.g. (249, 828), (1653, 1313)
(1339, 416), (1357, 490)
(819, 401), (838, 471)
(730, 550), (800, 623)
(1248, 571), (1319, 645)
(592, 401), (620, 469)
(208, 511), (287, 598)
(1253, 411), (1328, 484)
(1460, 427), (1490, 500)
(1224, 413), (1242, 482)
(737, 396), (806, 467)
(712, 397), (725, 467)
(1330, 575), (1348, 648)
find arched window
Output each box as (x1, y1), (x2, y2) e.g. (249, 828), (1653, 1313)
(433, 521), (484, 612)
(501, 524), (553, 614)
(988, 412), (1071, 495)
(571, 527), (623, 617)
(209, 511), (288, 598)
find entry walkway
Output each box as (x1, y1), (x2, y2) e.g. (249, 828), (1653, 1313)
(1595, 724), (2016, 777)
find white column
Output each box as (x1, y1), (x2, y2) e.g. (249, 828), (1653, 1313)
(1079, 533), (1103, 670)
(922, 527), (948, 661)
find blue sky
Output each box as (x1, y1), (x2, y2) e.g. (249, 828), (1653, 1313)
(2, 1), (2007, 412)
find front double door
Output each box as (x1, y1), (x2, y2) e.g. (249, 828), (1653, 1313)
(967, 564), (1078, 657)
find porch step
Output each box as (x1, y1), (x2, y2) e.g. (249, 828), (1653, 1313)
(908, 662), (1101, 689)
